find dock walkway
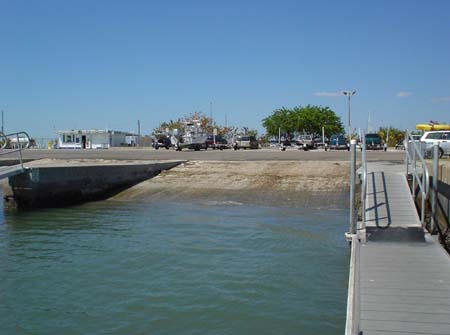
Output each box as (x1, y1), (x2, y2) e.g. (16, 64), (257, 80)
(349, 161), (450, 335)
(0, 164), (26, 180)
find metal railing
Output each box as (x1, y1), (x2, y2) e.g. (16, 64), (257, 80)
(345, 234), (361, 335)
(345, 137), (362, 335)
(345, 133), (365, 335)
(361, 131), (368, 233)
(0, 131), (31, 169)
(404, 131), (430, 226)
(348, 132), (368, 238)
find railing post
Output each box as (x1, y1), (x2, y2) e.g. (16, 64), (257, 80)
(361, 132), (367, 232)
(349, 139), (357, 235)
(412, 138), (417, 197)
(16, 133), (23, 169)
(431, 144), (439, 233)
(405, 131), (409, 176)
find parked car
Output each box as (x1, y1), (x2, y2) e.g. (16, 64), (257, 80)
(280, 138), (293, 151)
(327, 134), (349, 151)
(233, 135), (259, 150)
(364, 133), (385, 151)
(205, 134), (228, 150)
(400, 134), (422, 149)
(295, 134), (315, 151)
(152, 135), (172, 150)
(421, 131), (450, 158)
(313, 136), (329, 148)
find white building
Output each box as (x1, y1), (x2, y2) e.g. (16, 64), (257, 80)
(57, 130), (138, 149)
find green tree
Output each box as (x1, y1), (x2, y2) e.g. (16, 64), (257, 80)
(378, 127), (406, 147)
(262, 107), (296, 139)
(262, 105), (344, 138)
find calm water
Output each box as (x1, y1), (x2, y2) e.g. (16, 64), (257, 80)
(0, 199), (349, 335)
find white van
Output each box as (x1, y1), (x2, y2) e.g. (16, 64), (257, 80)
(421, 131), (450, 158)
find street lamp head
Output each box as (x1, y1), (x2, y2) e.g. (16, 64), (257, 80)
(342, 90), (356, 96)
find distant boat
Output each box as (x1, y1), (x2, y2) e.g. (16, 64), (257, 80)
(173, 120), (208, 151)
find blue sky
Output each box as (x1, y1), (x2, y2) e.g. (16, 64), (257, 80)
(1, 0), (449, 138)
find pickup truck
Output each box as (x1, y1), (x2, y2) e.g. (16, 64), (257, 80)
(295, 135), (315, 151)
(364, 133), (386, 151)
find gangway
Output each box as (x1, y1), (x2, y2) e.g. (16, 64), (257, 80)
(0, 131), (31, 180)
(345, 133), (450, 335)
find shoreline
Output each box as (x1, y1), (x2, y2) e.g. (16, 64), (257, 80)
(112, 160), (350, 208)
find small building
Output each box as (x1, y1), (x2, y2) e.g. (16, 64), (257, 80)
(57, 130), (138, 149)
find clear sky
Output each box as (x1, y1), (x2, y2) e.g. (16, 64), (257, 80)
(1, 0), (449, 138)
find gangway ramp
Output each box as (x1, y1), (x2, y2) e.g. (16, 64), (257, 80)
(365, 162), (423, 241)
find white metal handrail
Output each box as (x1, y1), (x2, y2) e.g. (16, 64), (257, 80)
(0, 131), (31, 169)
(345, 134), (365, 335)
(404, 131), (430, 225)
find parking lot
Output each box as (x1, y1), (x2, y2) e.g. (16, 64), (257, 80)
(7, 147), (406, 162)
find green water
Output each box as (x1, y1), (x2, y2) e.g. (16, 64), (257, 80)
(0, 200), (349, 335)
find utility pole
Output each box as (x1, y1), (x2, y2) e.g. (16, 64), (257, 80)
(137, 120), (141, 147)
(1, 110), (4, 134)
(210, 102), (213, 120)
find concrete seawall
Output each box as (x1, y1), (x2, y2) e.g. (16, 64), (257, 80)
(6, 159), (184, 208)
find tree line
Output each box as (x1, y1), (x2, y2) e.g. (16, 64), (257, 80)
(154, 106), (408, 145)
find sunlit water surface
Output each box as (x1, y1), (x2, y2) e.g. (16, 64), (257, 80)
(0, 199), (349, 335)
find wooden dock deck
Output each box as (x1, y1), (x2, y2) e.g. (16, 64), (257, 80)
(348, 161), (450, 335)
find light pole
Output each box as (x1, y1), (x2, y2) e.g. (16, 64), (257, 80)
(342, 90), (356, 139)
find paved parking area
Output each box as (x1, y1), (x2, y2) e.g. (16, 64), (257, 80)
(0, 148), (406, 162)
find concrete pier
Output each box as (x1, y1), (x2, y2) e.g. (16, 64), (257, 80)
(6, 159), (184, 208)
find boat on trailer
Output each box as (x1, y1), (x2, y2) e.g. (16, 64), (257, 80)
(173, 120), (208, 151)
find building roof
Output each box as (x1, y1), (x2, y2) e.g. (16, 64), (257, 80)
(57, 129), (136, 136)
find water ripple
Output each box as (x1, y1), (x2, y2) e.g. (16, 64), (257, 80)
(0, 200), (348, 335)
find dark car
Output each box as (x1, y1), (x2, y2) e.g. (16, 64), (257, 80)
(152, 135), (172, 150)
(327, 134), (349, 151)
(205, 134), (228, 150)
(364, 133), (385, 151)
(280, 138), (292, 151)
